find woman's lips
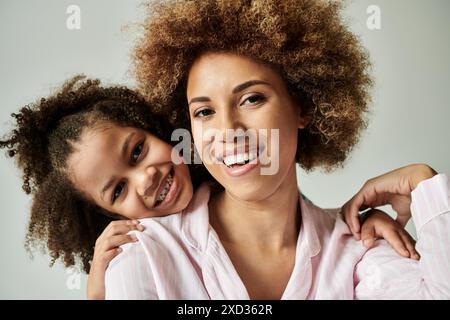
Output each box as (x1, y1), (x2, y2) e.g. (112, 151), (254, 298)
(213, 143), (266, 177)
(222, 160), (259, 177)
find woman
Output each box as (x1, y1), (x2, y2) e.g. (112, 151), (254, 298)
(103, 0), (449, 299)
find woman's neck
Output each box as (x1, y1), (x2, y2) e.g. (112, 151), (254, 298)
(209, 163), (301, 251)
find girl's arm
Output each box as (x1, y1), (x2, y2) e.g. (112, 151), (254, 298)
(341, 164), (436, 260)
(359, 210), (419, 260)
(343, 165), (450, 299)
(87, 220), (144, 300)
(342, 164), (437, 237)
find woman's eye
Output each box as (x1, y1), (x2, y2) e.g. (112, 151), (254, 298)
(241, 94), (265, 106)
(194, 108), (215, 118)
(131, 141), (144, 163)
(112, 181), (125, 204)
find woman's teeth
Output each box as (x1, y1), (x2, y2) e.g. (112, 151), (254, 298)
(156, 172), (173, 203)
(223, 152), (258, 168)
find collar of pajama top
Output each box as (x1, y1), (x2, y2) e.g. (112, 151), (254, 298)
(184, 183), (373, 299)
(105, 174), (450, 300)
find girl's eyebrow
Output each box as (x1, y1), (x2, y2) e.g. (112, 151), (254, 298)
(121, 132), (135, 160)
(101, 176), (116, 201)
(188, 80), (271, 105)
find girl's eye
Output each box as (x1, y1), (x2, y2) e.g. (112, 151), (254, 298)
(131, 141), (144, 163)
(241, 94), (266, 106)
(194, 108), (215, 118)
(112, 181), (125, 204)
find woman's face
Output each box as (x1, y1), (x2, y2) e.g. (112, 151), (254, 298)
(187, 52), (309, 201)
(67, 123), (193, 219)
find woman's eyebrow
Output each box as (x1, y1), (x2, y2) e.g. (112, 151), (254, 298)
(232, 80), (270, 94)
(188, 96), (211, 105)
(188, 80), (271, 105)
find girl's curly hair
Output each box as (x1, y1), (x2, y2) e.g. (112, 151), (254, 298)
(133, 0), (373, 171)
(0, 75), (210, 273)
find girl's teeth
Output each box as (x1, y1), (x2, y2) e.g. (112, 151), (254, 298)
(157, 173), (173, 202)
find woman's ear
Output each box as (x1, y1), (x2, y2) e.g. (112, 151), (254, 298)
(297, 107), (311, 129)
(298, 116), (311, 129)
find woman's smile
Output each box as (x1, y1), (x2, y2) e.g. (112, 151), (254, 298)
(211, 142), (266, 177)
(187, 52), (308, 201)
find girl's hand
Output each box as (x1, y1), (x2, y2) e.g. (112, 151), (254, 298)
(341, 163), (437, 240)
(359, 209), (420, 260)
(87, 220), (145, 300)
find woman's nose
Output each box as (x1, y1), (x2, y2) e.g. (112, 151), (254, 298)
(215, 105), (246, 143)
(135, 166), (158, 198)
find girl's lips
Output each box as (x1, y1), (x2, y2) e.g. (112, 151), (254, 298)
(153, 167), (171, 205)
(156, 167), (179, 208)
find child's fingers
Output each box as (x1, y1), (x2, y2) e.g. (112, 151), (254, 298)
(101, 234), (138, 252)
(105, 220), (145, 237)
(350, 211), (361, 240)
(101, 248), (123, 265)
(111, 222), (145, 236)
(399, 230), (420, 260)
(395, 215), (410, 229)
(381, 228), (410, 258)
(360, 223), (376, 248)
(96, 221), (144, 247)
(341, 200), (362, 240)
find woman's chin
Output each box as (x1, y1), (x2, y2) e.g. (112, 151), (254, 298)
(225, 182), (275, 202)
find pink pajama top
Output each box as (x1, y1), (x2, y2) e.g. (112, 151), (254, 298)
(105, 174), (450, 299)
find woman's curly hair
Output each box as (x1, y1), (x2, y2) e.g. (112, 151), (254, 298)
(0, 75), (210, 273)
(133, 0), (373, 171)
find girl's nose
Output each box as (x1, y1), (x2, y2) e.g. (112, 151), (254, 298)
(135, 166), (158, 198)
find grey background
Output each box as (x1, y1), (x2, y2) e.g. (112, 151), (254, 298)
(0, 0), (448, 299)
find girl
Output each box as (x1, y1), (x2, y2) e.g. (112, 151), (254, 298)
(0, 75), (203, 289)
(1, 75), (416, 299)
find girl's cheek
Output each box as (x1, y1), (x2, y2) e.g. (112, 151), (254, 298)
(157, 142), (179, 163)
(121, 198), (141, 220)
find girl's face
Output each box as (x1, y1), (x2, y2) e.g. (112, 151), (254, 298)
(186, 52), (310, 201)
(67, 123), (193, 219)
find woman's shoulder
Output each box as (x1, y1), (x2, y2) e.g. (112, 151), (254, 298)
(299, 195), (361, 262)
(301, 195), (348, 235)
